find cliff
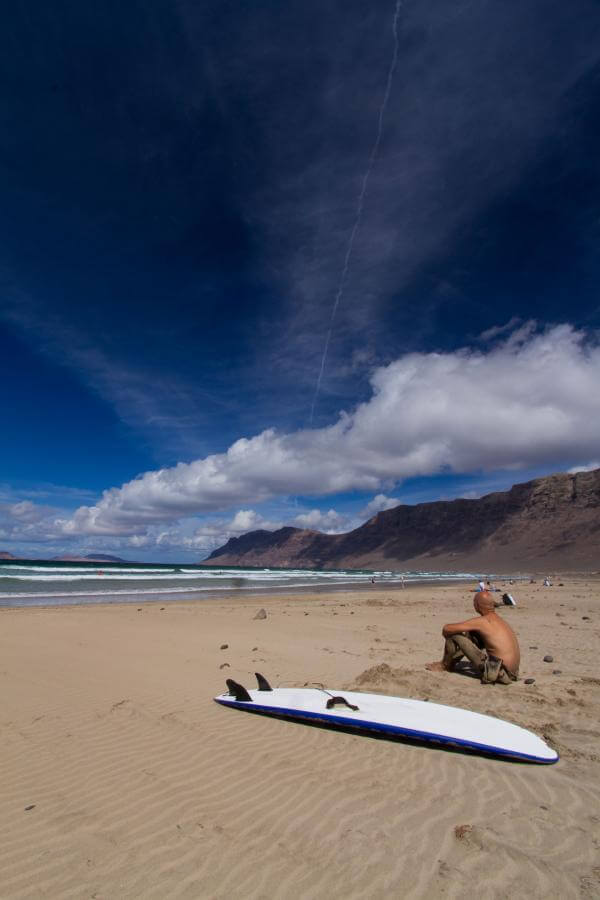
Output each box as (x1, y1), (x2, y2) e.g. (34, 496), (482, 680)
(207, 469), (600, 571)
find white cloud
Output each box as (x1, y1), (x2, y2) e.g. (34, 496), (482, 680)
(229, 510), (268, 533)
(361, 494), (400, 518)
(568, 461), (600, 474)
(0, 499), (60, 540)
(9, 324), (600, 541)
(293, 508), (349, 533)
(133, 509), (284, 554)
(8, 501), (45, 522)
(479, 317), (522, 341)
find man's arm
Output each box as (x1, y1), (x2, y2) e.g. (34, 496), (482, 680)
(442, 617), (484, 638)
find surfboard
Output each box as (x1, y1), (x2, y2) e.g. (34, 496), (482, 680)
(214, 674), (558, 764)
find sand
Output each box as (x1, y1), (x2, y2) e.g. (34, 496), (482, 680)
(1, 580), (599, 899)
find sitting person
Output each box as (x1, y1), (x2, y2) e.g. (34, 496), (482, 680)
(426, 591), (520, 684)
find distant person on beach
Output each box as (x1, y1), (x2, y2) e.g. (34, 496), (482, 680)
(478, 580), (485, 592)
(426, 591), (520, 684)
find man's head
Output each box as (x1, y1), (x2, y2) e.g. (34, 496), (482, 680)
(474, 590), (496, 615)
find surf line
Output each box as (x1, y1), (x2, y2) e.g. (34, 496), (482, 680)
(309, 0), (402, 426)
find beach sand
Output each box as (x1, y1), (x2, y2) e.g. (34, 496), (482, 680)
(1, 580), (599, 898)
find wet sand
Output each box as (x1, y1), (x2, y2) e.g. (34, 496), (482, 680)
(0, 579), (598, 898)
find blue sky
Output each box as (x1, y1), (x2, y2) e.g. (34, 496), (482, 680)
(1, 0), (600, 561)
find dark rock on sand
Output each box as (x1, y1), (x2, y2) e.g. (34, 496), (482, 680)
(253, 608), (267, 620)
(543, 655), (554, 662)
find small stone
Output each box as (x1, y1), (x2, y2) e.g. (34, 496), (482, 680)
(160, 607), (165, 611)
(552, 669), (562, 674)
(582, 616), (590, 620)
(454, 824), (472, 839)
(529, 646), (538, 650)
(220, 643), (228, 650)
(137, 608), (142, 611)
(253, 608), (267, 620)
(540, 805), (548, 811)
(304, 612), (309, 615)
(524, 678), (536, 684)
(24, 804), (36, 812)
(543, 655), (554, 663)
(219, 662), (230, 669)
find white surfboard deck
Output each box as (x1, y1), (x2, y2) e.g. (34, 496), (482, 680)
(215, 682), (558, 764)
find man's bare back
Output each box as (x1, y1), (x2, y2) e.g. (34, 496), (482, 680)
(426, 591), (520, 676)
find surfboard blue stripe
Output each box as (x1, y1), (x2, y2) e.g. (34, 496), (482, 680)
(215, 698), (559, 764)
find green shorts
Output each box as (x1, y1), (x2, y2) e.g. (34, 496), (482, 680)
(444, 634), (518, 684)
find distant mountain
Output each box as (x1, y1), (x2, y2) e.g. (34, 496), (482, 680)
(85, 554), (127, 562)
(51, 553), (128, 563)
(207, 469), (600, 571)
(0, 551), (17, 560)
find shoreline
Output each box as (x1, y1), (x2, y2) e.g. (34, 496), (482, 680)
(0, 573), (527, 610)
(3, 571), (600, 611)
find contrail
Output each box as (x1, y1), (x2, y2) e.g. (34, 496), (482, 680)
(310, 0), (402, 425)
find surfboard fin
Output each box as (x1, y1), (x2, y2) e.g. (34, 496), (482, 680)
(226, 679), (253, 702)
(255, 672), (273, 691)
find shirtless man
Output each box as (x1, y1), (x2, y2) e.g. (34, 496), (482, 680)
(426, 591), (520, 684)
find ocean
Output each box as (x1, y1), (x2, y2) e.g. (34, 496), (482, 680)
(0, 560), (478, 608)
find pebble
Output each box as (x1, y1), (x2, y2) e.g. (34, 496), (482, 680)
(552, 669), (562, 675)
(24, 805), (36, 812)
(253, 608), (267, 620)
(529, 645), (538, 650)
(582, 616), (590, 620)
(219, 662), (230, 669)
(220, 643), (228, 650)
(524, 678), (536, 684)
(543, 655), (554, 663)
